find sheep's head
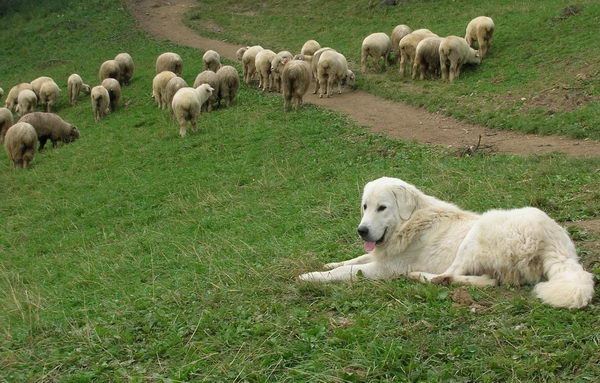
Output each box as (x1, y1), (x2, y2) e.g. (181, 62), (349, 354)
(236, 47), (249, 61)
(197, 84), (214, 98)
(469, 48), (482, 65)
(343, 70), (356, 88)
(293, 54), (305, 61)
(82, 84), (91, 95)
(64, 125), (80, 143)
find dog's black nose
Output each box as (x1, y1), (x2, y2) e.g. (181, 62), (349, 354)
(357, 226), (369, 238)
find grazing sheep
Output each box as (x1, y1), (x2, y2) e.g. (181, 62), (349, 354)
(271, 51), (294, 92)
(5, 83), (33, 112)
(255, 49), (277, 91)
(152, 71), (177, 109)
(115, 53), (135, 84)
(3, 122), (37, 169)
(281, 58), (311, 112)
(99, 60), (121, 83)
(165, 76), (189, 116)
(193, 71), (219, 111)
(241, 45), (264, 83)
(39, 80), (60, 112)
(413, 37), (444, 80)
(399, 29), (438, 77)
(465, 16), (495, 58)
(156, 52), (183, 76)
(391, 24), (412, 60)
(301, 40), (321, 56)
(317, 50), (355, 98)
(30, 76), (54, 98)
(91, 85), (110, 121)
(216, 65), (240, 108)
(361, 32), (392, 72)
(171, 84), (214, 137)
(439, 35), (482, 82)
(67, 74), (91, 106)
(311, 47), (335, 90)
(18, 112), (80, 150)
(236, 47), (248, 61)
(203, 50), (221, 72)
(101, 78), (121, 111)
(15, 89), (37, 116)
(0, 107), (14, 142)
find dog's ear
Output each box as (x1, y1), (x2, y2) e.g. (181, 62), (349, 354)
(392, 186), (416, 220)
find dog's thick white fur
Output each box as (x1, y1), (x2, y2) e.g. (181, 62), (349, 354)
(299, 177), (594, 309)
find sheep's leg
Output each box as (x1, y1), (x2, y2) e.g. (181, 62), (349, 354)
(360, 49), (367, 73)
(283, 96), (290, 112)
(479, 37), (488, 57)
(399, 52), (406, 77)
(326, 78), (335, 98)
(38, 137), (48, 151)
(337, 80), (342, 95)
(449, 61), (459, 82)
(191, 119), (197, 133)
(318, 75), (327, 98)
(412, 61), (419, 80)
(313, 75), (320, 94)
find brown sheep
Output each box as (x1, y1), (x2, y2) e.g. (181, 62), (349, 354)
(18, 112), (80, 151)
(3, 122), (37, 169)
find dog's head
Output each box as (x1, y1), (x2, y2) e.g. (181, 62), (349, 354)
(357, 177), (418, 251)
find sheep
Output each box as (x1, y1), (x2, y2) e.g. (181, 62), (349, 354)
(165, 76), (189, 116)
(216, 65), (240, 108)
(156, 52), (183, 76)
(152, 71), (177, 109)
(18, 112), (80, 150)
(465, 16), (495, 58)
(399, 29), (438, 77)
(391, 24), (412, 60)
(236, 47), (248, 61)
(115, 52), (134, 84)
(271, 51), (294, 93)
(99, 60), (121, 83)
(413, 36), (444, 80)
(317, 50), (355, 98)
(0, 107), (14, 143)
(439, 35), (482, 82)
(3, 122), (37, 169)
(67, 74), (91, 106)
(30, 76), (54, 98)
(281, 58), (311, 112)
(15, 89), (37, 116)
(171, 84), (214, 137)
(301, 40), (321, 56)
(39, 80), (60, 112)
(193, 71), (219, 111)
(0, 88), (3, 100)
(91, 85), (110, 121)
(203, 50), (221, 72)
(311, 47), (335, 91)
(361, 32), (392, 73)
(241, 45), (264, 83)
(255, 49), (277, 91)
(101, 78), (121, 111)
(5, 83), (33, 111)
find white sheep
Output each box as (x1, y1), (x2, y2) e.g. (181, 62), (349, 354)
(30, 76), (54, 98)
(5, 83), (33, 111)
(391, 24), (412, 60)
(156, 52), (183, 76)
(165, 76), (189, 116)
(439, 35), (482, 82)
(91, 85), (110, 121)
(15, 89), (37, 116)
(101, 78), (121, 111)
(255, 49), (277, 91)
(39, 80), (60, 113)
(236, 47), (248, 61)
(203, 50), (221, 72)
(317, 50), (355, 98)
(3, 122), (37, 169)
(413, 37), (444, 80)
(216, 65), (240, 108)
(361, 32), (392, 73)
(399, 29), (438, 77)
(310, 47), (335, 91)
(193, 71), (219, 111)
(301, 40), (321, 56)
(99, 60), (121, 83)
(281, 58), (312, 112)
(115, 53), (134, 84)
(67, 74), (91, 106)
(152, 71), (177, 109)
(241, 45), (264, 83)
(171, 84), (214, 137)
(0, 107), (13, 143)
(465, 16), (495, 58)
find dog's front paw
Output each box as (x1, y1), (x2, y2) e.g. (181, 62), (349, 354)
(324, 262), (343, 270)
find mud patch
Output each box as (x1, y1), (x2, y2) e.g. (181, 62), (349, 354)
(526, 87), (596, 114)
(553, 5), (583, 23)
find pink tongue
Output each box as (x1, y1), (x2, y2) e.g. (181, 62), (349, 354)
(364, 241), (376, 252)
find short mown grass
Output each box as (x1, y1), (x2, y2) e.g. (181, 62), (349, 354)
(186, 0), (600, 140)
(1, 0), (600, 381)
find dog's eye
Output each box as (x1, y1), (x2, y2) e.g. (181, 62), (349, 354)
(377, 205), (386, 212)
(363, 204), (367, 210)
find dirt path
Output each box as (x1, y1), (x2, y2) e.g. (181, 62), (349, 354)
(126, 0), (600, 158)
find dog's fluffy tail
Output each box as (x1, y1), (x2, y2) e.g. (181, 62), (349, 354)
(534, 261), (594, 309)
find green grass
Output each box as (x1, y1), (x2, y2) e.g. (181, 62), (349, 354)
(186, 0), (600, 140)
(1, 0), (600, 381)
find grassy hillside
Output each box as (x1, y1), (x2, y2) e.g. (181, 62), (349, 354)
(187, 0), (600, 139)
(1, 0), (599, 381)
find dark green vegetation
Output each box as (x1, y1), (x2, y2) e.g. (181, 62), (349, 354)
(187, 0), (600, 139)
(1, 0), (599, 381)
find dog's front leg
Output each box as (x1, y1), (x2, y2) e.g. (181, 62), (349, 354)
(324, 253), (374, 270)
(298, 262), (385, 282)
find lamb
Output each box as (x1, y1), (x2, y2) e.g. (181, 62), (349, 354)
(193, 71), (219, 111)
(391, 24), (412, 61)
(399, 29), (438, 77)
(156, 52), (183, 76)
(101, 78), (121, 111)
(236, 47), (248, 61)
(152, 71), (177, 109)
(99, 60), (121, 83)
(202, 50), (221, 72)
(30, 76), (54, 98)
(413, 36), (444, 80)
(465, 16), (495, 58)
(0, 107), (13, 142)
(171, 84), (214, 137)
(18, 112), (80, 150)
(317, 50), (355, 98)
(91, 85), (110, 121)
(311, 47), (335, 92)
(301, 40), (321, 57)
(216, 65), (240, 108)
(439, 35), (482, 82)
(3, 122), (37, 169)
(5, 83), (33, 111)
(39, 80), (60, 112)
(241, 45), (264, 83)
(165, 76), (189, 115)
(271, 51), (294, 92)
(15, 89), (37, 116)
(255, 49), (277, 91)
(115, 52), (134, 84)
(361, 32), (392, 72)
(281, 58), (311, 112)
(67, 74), (91, 106)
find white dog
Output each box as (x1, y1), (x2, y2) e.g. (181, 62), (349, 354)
(299, 177), (594, 309)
